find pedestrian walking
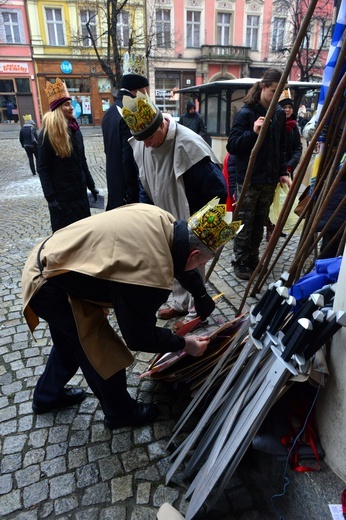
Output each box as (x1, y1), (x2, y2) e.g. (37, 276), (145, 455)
(119, 92), (226, 331)
(37, 77), (99, 232)
(227, 68), (290, 280)
(19, 115), (39, 176)
(102, 52), (148, 209)
(22, 202), (236, 429)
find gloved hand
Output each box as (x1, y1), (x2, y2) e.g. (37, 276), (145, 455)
(194, 293), (215, 321)
(91, 188), (99, 202)
(48, 200), (61, 212)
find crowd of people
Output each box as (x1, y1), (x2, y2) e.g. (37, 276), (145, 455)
(19, 58), (341, 429)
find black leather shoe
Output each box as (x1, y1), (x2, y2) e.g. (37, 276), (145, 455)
(104, 402), (159, 430)
(32, 388), (86, 415)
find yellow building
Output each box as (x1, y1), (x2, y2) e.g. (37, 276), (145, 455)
(26, 0), (146, 124)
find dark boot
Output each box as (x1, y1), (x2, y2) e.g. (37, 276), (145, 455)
(266, 222), (275, 241)
(233, 261), (251, 280)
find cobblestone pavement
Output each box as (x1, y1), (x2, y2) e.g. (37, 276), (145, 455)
(1, 126), (344, 519)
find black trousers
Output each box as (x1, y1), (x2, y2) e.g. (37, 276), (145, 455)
(24, 145), (38, 175)
(30, 281), (136, 420)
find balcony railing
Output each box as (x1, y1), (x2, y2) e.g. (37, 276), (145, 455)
(198, 45), (251, 62)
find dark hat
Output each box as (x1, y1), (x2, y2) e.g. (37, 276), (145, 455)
(187, 100), (196, 110)
(121, 73), (149, 90)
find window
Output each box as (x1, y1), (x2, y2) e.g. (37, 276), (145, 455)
(155, 71), (180, 117)
(246, 15), (259, 51)
(0, 79), (15, 92)
(217, 13), (231, 46)
(272, 17), (285, 51)
(1, 11), (21, 43)
(186, 11), (200, 48)
(118, 11), (129, 47)
(16, 78), (30, 93)
(317, 22), (331, 49)
(156, 9), (171, 48)
(45, 8), (65, 46)
(80, 10), (97, 47)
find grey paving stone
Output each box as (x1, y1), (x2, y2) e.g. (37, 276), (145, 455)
(3, 433), (27, 454)
(46, 441), (68, 460)
(71, 413), (94, 430)
(136, 482), (151, 505)
(87, 442), (111, 462)
(74, 508), (99, 520)
(81, 482), (111, 505)
(111, 431), (132, 453)
(23, 479), (49, 508)
(23, 447), (45, 467)
(111, 474), (133, 502)
(99, 505), (127, 520)
(68, 447), (88, 469)
(69, 430), (90, 446)
(152, 484), (180, 507)
(135, 465), (161, 482)
(18, 414), (34, 431)
(28, 428), (48, 448)
(15, 464), (41, 488)
(76, 463), (99, 488)
(148, 440), (168, 460)
(1, 405), (17, 422)
(98, 455), (124, 481)
(133, 426), (154, 445)
(121, 447), (149, 473)
(49, 473), (76, 499)
(129, 505), (158, 520)
(0, 473), (13, 495)
(0, 488), (21, 515)
(54, 495), (79, 515)
(41, 456), (67, 478)
(48, 424), (69, 444)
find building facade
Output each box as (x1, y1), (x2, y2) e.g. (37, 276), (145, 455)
(0, 0), (333, 126)
(146, 0), (333, 118)
(0, 0), (40, 125)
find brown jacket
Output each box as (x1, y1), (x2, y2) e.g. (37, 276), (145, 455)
(22, 204), (176, 378)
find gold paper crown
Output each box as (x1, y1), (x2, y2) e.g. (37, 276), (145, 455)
(23, 114), (32, 122)
(45, 78), (70, 105)
(123, 52), (146, 76)
(188, 198), (243, 251)
(118, 92), (163, 140)
(278, 88), (293, 104)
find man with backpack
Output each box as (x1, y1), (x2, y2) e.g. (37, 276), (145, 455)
(19, 115), (39, 176)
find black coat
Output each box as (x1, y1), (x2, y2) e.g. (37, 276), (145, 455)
(38, 127), (96, 232)
(178, 112), (206, 135)
(102, 91), (139, 210)
(286, 119), (303, 173)
(227, 103), (287, 184)
(19, 123), (39, 148)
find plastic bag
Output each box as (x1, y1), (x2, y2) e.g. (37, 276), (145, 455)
(269, 183), (303, 234)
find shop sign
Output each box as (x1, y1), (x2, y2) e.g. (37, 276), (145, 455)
(0, 62), (29, 74)
(60, 61), (73, 74)
(155, 89), (170, 99)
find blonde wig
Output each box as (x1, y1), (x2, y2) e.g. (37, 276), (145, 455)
(42, 106), (72, 158)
